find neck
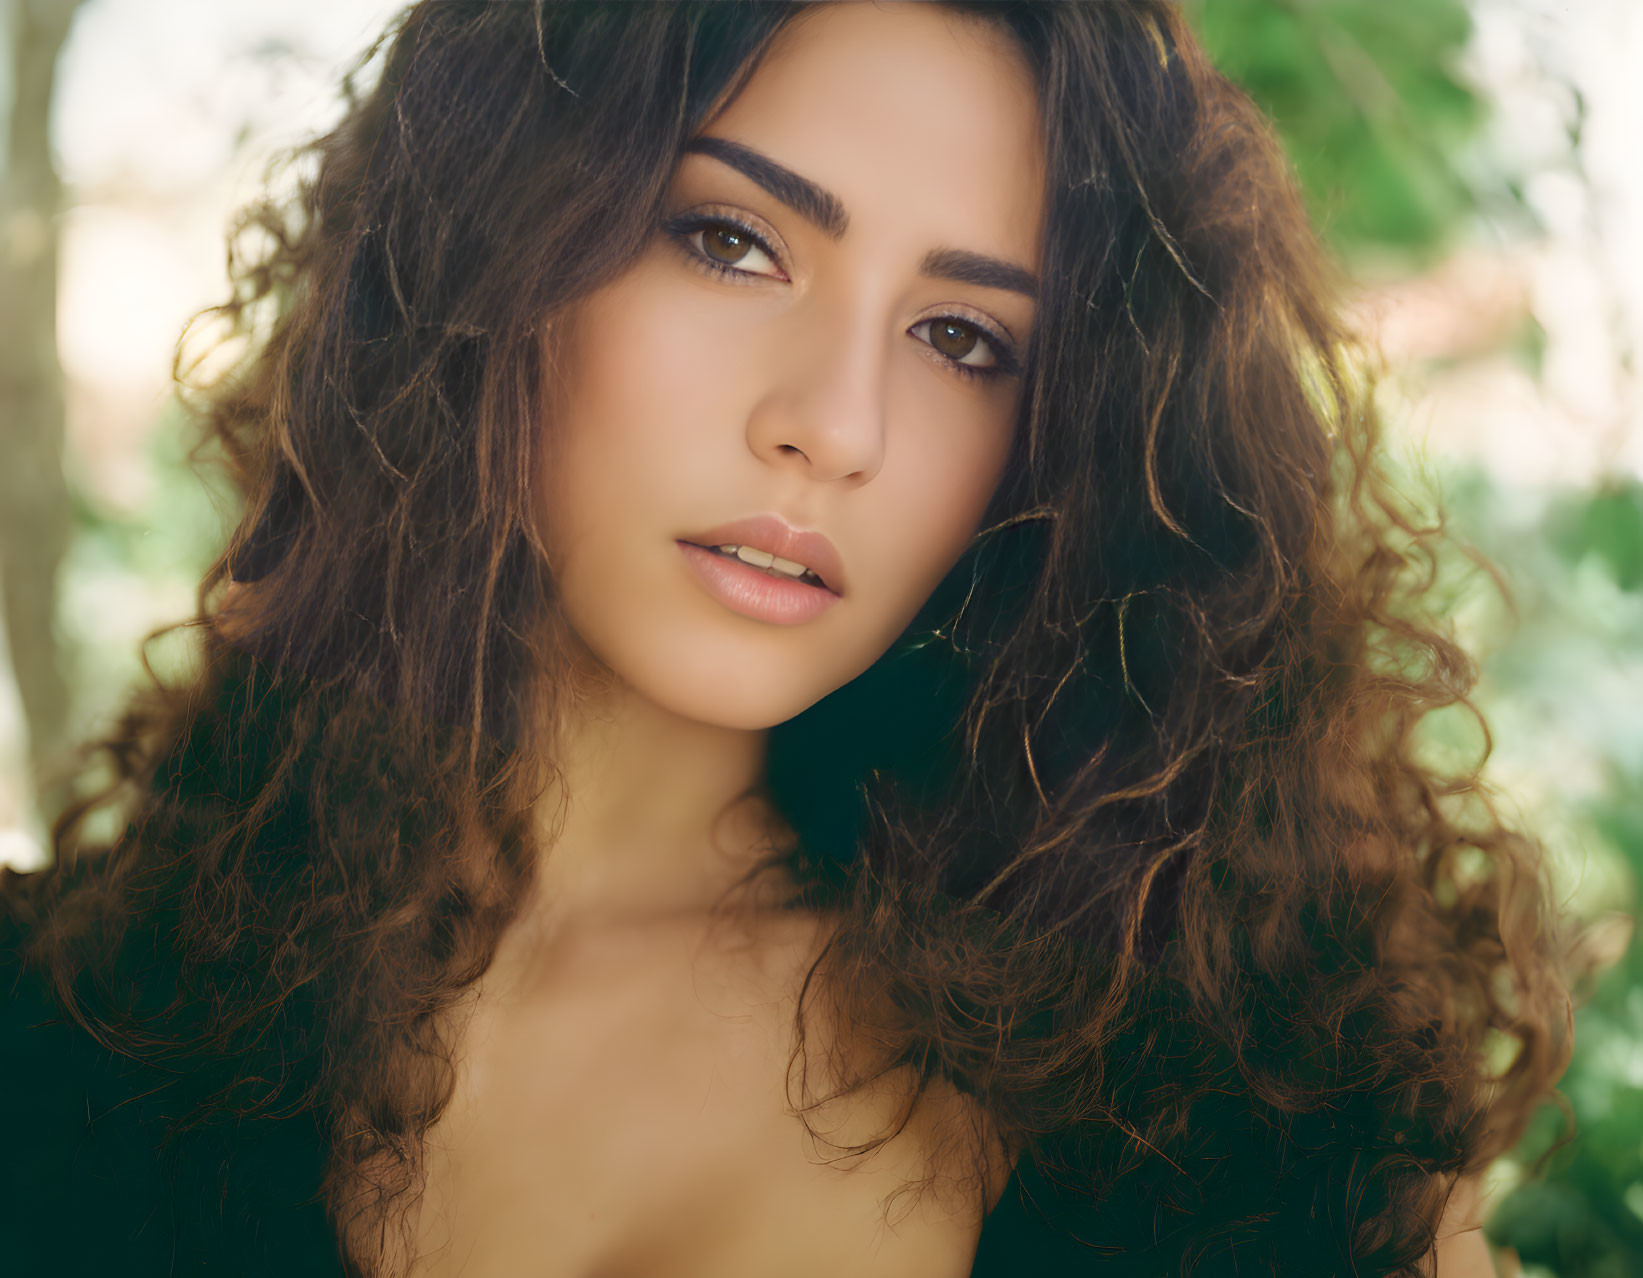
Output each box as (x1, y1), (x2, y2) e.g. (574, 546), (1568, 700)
(522, 666), (797, 932)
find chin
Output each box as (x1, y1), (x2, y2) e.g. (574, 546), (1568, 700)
(611, 644), (846, 731)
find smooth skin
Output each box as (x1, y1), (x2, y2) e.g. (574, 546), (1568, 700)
(224, 2), (1505, 1273)
(525, 0), (1042, 937)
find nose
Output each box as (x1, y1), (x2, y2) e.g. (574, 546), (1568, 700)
(744, 297), (889, 486)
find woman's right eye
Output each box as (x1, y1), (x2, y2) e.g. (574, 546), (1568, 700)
(663, 213), (787, 283)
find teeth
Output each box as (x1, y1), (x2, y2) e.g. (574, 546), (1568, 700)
(712, 543), (824, 587)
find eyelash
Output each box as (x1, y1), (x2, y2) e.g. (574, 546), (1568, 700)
(662, 212), (1021, 384)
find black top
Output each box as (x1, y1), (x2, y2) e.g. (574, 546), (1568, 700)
(0, 870), (1095, 1277)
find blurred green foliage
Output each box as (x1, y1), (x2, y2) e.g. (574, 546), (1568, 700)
(1186, 0), (1493, 262)
(1552, 484), (1643, 595)
(1444, 470), (1643, 1278)
(58, 396), (230, 745)
(1183, 4), (1641, 1274)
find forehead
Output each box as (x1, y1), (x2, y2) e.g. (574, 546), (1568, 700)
(700, 2), (1046, 269)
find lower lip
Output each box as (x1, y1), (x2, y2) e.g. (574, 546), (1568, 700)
(676, 541), (841, 625)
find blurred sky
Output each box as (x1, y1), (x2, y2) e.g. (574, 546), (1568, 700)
(50, 0), (405, 500)
(0, 0), (404, 869)
(0, 0), (1640, 872)
(1354, 0), (1643, 485)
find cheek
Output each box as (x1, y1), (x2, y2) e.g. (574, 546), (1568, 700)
(884, 408), (1016, 605)
(538, 256), (1017, 665)
(538, 272), (738, 539)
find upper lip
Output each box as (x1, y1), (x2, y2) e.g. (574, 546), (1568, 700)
(679, 513), (846, 596)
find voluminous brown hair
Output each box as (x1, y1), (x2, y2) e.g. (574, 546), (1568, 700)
(10, 3), (1574, 1274)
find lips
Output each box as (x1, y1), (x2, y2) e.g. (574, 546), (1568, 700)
(678, 513), (846, 596)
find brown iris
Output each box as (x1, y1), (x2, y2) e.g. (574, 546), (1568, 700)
(929, 319), (980, 361)
(703, 225), (753, 265)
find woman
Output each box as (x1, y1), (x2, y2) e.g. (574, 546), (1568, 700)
(0, 2), (1570, 1275)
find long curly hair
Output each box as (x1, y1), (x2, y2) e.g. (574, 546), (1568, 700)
(7, 2), (1575, 1274)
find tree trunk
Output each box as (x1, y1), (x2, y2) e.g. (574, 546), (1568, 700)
(0, 0), (86, 842)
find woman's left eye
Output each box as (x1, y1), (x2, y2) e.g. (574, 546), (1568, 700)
(909, 318), (1017, 382)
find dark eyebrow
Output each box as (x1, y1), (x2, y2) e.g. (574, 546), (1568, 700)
(917, 247), (1039, 300)
(681, 134), (1040, 301)
(683, 135), (849, 240)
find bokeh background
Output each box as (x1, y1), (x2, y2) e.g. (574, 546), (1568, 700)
(1, 2), (1638, 1273)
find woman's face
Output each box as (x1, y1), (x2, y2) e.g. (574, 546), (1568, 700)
(536, 1), (1045, 730)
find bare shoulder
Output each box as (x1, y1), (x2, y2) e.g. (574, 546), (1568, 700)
(1425, 1174), (1517, 1278)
